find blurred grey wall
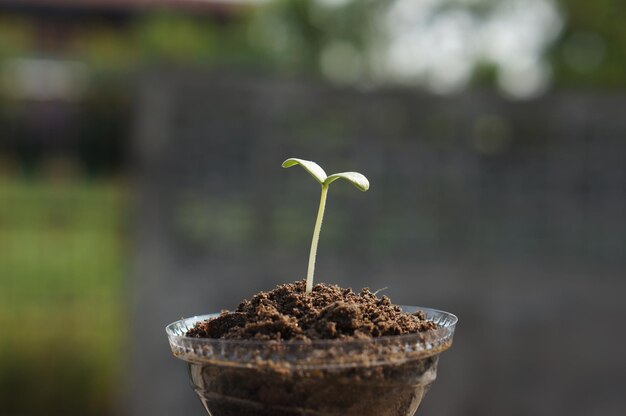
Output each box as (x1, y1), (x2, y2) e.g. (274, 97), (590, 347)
(129, 71), (626, 416)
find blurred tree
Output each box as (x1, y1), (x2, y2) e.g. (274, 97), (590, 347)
(0, 0), (625, 98)
(551, 0), (626, 88)
(249, 0), (389, 82)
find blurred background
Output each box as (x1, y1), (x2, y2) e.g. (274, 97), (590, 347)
(0, 0), (624, 415)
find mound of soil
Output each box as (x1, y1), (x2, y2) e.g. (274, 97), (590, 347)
(186, 280), (436, 341)
(179, 281), (447, 416)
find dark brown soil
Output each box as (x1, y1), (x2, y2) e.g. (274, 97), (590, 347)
(181, 281), (446, 416)
(186, 280), (436, 341)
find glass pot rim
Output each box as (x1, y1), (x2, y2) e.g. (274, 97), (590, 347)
(166, 306), (457, 368)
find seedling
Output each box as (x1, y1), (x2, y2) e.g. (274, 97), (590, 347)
(282, 158), (369, 293)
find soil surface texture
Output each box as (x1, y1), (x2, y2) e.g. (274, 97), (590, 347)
(186, 280), (436, 341)
(181, 281), (446, 416)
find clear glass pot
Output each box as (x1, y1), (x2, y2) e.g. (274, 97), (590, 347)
(166, 306), (457, 416)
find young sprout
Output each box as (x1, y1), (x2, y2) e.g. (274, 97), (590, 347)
(282, 158), (369, 293)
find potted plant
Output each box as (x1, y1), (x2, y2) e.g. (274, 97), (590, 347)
(166, 158), (457, 416)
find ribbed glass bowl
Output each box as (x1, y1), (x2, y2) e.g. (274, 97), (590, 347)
(166, 306), (457, 416)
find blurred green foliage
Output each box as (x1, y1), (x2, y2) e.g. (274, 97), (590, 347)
(0, 0), (622, 88)
(553, 0), (626, 88)
(0, 179), (128, 415)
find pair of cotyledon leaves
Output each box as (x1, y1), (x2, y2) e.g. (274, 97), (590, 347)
(281, 158), (369, 191)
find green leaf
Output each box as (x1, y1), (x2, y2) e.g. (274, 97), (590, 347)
(280, 157), (370, 293)
(324, 172), (370, 192)
(282, 158), (327, 184)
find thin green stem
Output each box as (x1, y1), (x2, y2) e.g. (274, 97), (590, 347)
(306, 184), (328, 293)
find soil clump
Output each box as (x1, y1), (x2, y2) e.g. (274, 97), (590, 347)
(187, 280), (436, 341)
(181, 281), (444, 416)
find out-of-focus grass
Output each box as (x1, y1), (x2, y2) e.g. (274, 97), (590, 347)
(0, 178), (128, 416)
